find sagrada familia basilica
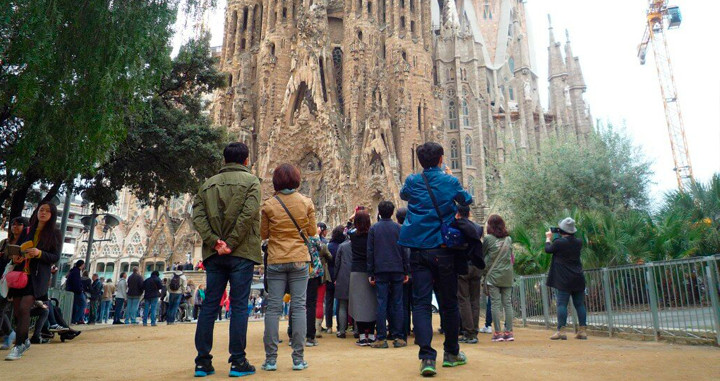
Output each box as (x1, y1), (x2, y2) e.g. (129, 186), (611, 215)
(68, 0), (592, 278)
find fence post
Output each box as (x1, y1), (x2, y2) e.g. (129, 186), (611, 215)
(704, 257), (720, 346)
(644, 264), (661, 341)
(541, 277), (551, 329)
(602, 269), (614, 337)
(519, 278), (527, 327)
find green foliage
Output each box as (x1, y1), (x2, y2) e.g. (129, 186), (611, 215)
(495, 122), (652, 229)
(80, 35), (226, 209)
(510, 175), (720, 275)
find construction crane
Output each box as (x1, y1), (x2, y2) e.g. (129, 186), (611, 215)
(637, 1), (695, 192)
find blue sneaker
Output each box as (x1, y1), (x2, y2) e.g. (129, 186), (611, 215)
(261, 360), (277, 371)
(292, 360), (309, 371)
(1, 331), (14, 350)
(194, 363), (215, 377)
(229, 359), (255, 377)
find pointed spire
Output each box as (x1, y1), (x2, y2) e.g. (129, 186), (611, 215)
(548, 14), (555, 44)
(547, 14), (565, 79)
(443, 0), (460, 30)
(564, 29), (586, 89)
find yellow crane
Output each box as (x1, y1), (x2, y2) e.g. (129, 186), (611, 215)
(637, 1), (695, 191)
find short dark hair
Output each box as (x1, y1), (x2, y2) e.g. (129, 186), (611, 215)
(417, 142), (444, 169)
(151, 270), (160, 277)
(395, 207), (408, 224)
(354, 210), (371, 234)
(10, 216), (29, 226)
(456, 204), (470, 218)
(272, 163), (301, 192)
(75, 260), (85, 267)
(486, 214), (509, 238)
(317, 222), (327, 232)
(378, 201), (395, 219)
(330, 225), (346, 243)
(223, 142), (249, 164)
(120, 272), (127, 278)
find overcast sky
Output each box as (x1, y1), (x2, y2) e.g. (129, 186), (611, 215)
(176, 0), (720, 204)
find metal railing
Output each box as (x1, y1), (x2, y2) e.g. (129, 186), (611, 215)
(48, 288), (74, 323)
(511, 255), (720, 345)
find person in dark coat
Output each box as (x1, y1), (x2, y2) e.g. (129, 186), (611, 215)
(142, 271), (163, 326)
(452, 205), (485, 344)
(66, 260), (86, 324)
(324, 226), (344, 334)
(88, 274), (103, 324)
(333, 239), (352, 338)
(5, 201), (61, 361)
(125, 267), (144, 324)
(545, 217), (587, 340)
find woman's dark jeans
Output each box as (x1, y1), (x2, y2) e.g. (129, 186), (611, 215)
(556, 289), (587, 330)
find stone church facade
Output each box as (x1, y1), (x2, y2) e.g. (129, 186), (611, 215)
(212, 0), (592, 224)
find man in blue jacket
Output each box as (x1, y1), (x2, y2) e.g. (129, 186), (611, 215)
(398, 142), (473, 377)
(367, 201), (409, 349)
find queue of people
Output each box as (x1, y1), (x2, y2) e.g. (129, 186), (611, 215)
(1, 141), (589, 375)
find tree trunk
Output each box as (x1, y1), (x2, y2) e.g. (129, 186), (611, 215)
(40, 180), (63, 204)
(9, 173), (38, 219)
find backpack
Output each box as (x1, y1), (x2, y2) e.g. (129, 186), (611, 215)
(169, 274), (181, 292)
(307, 237), (324, 279)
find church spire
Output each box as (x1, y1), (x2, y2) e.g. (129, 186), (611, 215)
(547, 14), (566, 79)
(564, 29), (586, 90)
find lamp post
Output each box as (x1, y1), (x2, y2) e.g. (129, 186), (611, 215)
(80, 207), (121, 271)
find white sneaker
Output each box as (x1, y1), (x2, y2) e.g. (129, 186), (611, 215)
(5, 343), (27, 361)
(480, 326), (492, 334)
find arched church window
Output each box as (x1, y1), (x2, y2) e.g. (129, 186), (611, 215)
(450, 140), (459, 169)
(462, 100), (470, 127)
(464, 135), (473, 166)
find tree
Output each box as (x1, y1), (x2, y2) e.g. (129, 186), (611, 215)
(0, 0), (206, 218)
(493, 123), (653, 229)
(80, 35), (227, 210)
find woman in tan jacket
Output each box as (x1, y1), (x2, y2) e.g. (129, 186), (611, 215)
(260, 163), (316, 372)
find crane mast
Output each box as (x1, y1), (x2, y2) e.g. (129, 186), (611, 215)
(637, 1), (695, 191)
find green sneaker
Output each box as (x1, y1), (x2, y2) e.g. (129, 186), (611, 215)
(420, 359), (437, 377)
(442, 351), (467, 367)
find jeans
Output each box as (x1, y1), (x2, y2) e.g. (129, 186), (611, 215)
(410, 248), (460, 361)
(485, 298), (492, 327)
(143, 297), (159, 325)
(324, 282), (335, 329)
(167, 293), (182, 324)
(114, 298), (125, 323)
(264, 262), (308, 362)
(457, 265), (482, 337)
(89, 298), (101, 323)
(403, 279), (413, 338)
(99, 300), (112, 323)
(556, 289), (587, 330)
(72, 292), (85, 324)
(375, 272), (405, 341)
(488, 286), (513, 332)
(125, 297), (141, 324)
(195, 255), (255, 365)
(194, 304), (201, 320)
(0, 297), (12, 336)
(336, 299), (349, 334)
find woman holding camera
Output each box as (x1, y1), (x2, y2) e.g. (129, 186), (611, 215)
(545, 217), (587, 340)
(5, 201), (61, 360)
(482, 214), (515, 342)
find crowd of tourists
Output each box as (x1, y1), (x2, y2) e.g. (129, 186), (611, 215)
(1, 141), (589, 376)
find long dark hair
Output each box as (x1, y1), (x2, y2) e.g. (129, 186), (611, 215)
(486, 214), (509, 238)
(28, 201), (62, 252)
(330, 225), (345, 243)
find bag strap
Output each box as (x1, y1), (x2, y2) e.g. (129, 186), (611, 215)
(421, 173), (444, 224)
(485, 238), (510, 276)
(274, 195), (309, 246)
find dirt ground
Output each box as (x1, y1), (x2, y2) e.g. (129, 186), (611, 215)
(1, 317), (718, 380)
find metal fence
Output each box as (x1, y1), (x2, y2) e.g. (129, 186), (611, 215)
(48, 288), (74, 323)
(512, 254), (720, 345)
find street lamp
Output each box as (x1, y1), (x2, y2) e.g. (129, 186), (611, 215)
(80, 199), (121, 270)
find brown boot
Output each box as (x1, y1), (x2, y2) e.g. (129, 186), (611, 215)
(550, 327), (567, 340)
(575, 326), (588, 340)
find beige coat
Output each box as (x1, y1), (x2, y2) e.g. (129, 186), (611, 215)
(261, 191), (317, 265)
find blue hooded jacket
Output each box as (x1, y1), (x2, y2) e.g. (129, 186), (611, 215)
(398, 166), (473, 249)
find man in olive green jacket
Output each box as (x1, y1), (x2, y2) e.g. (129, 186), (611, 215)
(191, 142), (260, 377)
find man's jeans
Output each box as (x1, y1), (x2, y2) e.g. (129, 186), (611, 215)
(375, 272), (405, 341)
(410, 248), (460, 361)
(143, 297), (159, 325)
(457, 265), (482, 337)
(89, 298), (101, 323)
(195, 255), (255, 365)
(556, 289), (587, 330)
(72, 292), (85, 324)
(263, 262), (308, 362)
(125, 297), (141, 324)
(99, 300), (112, 323)
(113, 298), (125, 323)
(167, 293), (182, 324)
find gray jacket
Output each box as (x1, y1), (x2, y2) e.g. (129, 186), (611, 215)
(333, 240), (352, 300)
